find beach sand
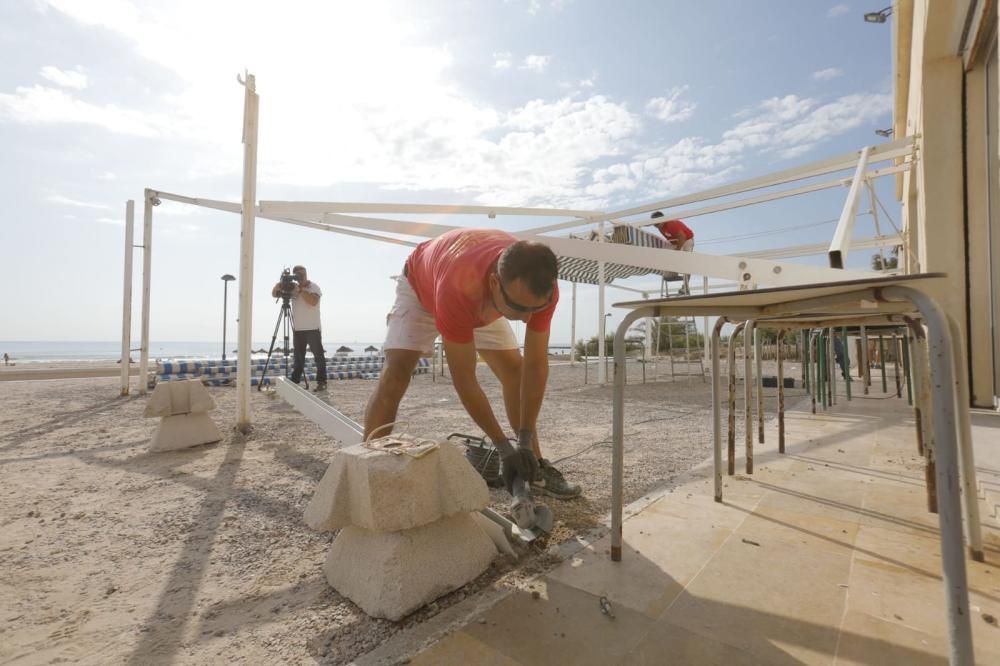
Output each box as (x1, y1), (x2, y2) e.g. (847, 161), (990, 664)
(0, 359), (801, 664)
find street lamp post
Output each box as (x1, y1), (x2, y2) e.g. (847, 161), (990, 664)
(221, 274), (236, 361)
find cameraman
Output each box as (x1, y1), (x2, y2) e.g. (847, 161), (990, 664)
(271, 265), (327, 391)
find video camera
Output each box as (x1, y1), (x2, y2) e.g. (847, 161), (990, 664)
(278, 268), (299, 298)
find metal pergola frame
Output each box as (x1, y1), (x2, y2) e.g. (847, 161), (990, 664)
(119, 73), (914, 433)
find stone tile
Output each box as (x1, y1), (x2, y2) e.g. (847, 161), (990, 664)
(661, 536), (852, 665)
(834, 610), (951, 666)
(846, 527), (1000, 652)
(449, 579), (656, 666)
(410, 631), (522, 666)
(734, 506), (859, 555)
(855, 481), (941, 537)
(626, 619), (768, 665)
(548, 512), (733, 619)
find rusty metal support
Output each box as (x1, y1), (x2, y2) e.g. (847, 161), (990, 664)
(777, 328), (786, 454)
(727, 321), (746, 475)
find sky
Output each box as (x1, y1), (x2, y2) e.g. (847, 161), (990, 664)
(0, 0), (901, 347)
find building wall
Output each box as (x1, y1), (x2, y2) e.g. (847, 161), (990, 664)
(966, 62), (995, 407)
(898, 0), (997, 407)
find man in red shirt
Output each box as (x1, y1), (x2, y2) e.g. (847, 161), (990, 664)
(364, 228), (580, 499)
(650, 211), (694, 295)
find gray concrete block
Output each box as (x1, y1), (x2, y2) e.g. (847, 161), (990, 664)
(304, 441), (489, 533)
(323, 512), (496, 621)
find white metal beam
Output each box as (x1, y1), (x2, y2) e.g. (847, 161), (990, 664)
(740, 235), (900, 260)
(259, 200), (599, 218)
(526, 137), (914, 234)
(151, 190), (241, 214)
(275, 377), (364, 443)
(607, 161), (911, 231)
(236, 72), (258, 431)
(120, 200), (134, 396)
(828, 146), (872, 268)
(520, 234), (874, 288)
(138, 190), (153, 395)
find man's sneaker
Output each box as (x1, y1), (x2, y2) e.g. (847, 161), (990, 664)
(314, 382), (327, 392)
(532, 459), (582, 499)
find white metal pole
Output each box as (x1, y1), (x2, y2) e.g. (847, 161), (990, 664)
(570, 282), (577, 366)
(236, 72), (259, 432)
(744, 320), (754, 473)
(597, 220), (607, 385)
(120, 200), (135, 396)
(828, 146), (871, 268)
(867, 181), (888, 271)
(644, 293), (653, 360)
(137, 190), (154, 395)
(702, 276), (710, 360)
(860, 325), (871, 394)
(755, 326), (764, 443)
(946, 314), (984, 562)
(880, 287), (974, 665)
(711, 317), (727, 502)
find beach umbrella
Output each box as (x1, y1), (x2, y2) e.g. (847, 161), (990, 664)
(364, 345), (379, 355)
(336, 345), (353, 354)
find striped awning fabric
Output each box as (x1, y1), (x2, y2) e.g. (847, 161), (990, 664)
(556, 224), (680, 285)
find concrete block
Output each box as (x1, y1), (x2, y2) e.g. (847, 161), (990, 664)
(150, 412), (222, 451)
(144, 379), (216, 417)
(762, 376), (797, 388)
(305, 441), (490, 533)
(323, 512), (496, 620)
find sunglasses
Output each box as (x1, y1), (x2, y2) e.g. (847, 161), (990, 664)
(495, 272), (553, 313)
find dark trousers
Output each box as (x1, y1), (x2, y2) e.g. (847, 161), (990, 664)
(291, 329), (326, 383)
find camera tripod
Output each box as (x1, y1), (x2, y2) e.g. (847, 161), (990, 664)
(259, 293), (307, 391)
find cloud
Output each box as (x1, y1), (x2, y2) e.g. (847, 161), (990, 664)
(812, 67), (844, 81)
(828, 4), (849, 17)
(25, 1), (891, 211)
(723, 92), (891, 158)
(645, 86), (696, 124)
(0, 85), (165, 136)
(520, 54), (551, 73)
(40, 65), (88, 89)
(96, 216), (123, 225)
(524, 0), (573, 14)
(580, 89), (891, 204)
(48, 194), (112, 209)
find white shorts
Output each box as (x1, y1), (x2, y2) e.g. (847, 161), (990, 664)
(679, 238), (694, 252)
(383, 277), (518, 354)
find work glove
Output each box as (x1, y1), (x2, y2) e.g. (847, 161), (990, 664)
(491, 434), (539, 494)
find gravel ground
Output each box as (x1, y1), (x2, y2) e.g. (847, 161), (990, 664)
(0, 357), (809, 664)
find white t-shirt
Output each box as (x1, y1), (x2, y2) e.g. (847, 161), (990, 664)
(292, 281), (322, 331)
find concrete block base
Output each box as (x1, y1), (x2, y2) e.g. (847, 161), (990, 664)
(305, 441), (490, 533)
(324, 512), (496, 621)
(150, 412), (223, 452)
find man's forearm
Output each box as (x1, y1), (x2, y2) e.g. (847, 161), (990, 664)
(519, 361), (548, 433)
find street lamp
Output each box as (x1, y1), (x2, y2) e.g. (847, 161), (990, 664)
(863, 6), (892, 23)
(221, 274), (236, 361)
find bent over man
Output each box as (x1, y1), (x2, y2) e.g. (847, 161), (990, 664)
(364, 228), (580, 499)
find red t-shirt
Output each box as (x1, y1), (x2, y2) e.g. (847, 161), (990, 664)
(406, 229), (559, 344)
(656, 219), (693, 245)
